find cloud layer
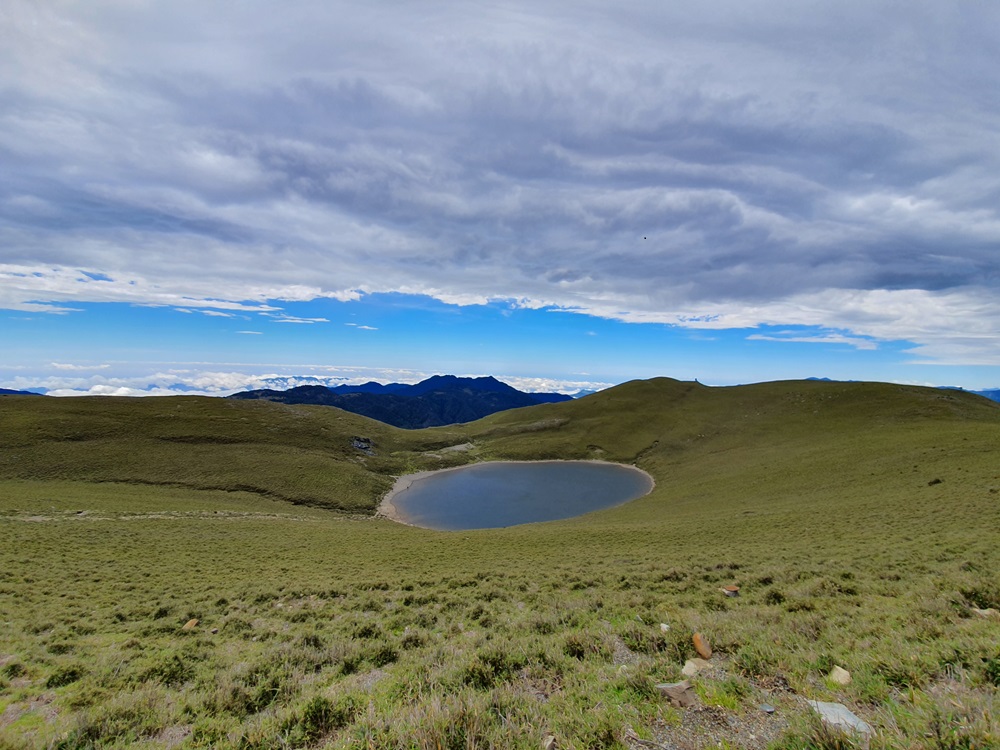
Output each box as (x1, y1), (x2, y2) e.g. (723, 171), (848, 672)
(4, 366), (610, 399)
(3, 1), (1000, 363)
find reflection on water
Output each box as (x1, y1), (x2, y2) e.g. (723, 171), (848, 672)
(392, 461), (653, 530)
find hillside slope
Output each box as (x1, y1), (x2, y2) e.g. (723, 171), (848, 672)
(0, 395), (427, 512)
(3, 379), (1000, 749)
(2, 378), (999, 516)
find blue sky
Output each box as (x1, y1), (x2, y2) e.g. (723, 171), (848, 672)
(3, 2), (1000, 395)
(3, 294), (992, 395)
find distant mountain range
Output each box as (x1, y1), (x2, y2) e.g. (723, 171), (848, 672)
(229, 375), (574, 428)
(4, 377), (999, 406)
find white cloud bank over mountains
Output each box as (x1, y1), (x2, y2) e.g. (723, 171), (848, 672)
(3, 2), (1000, 364)
(6, 367), (610, 399)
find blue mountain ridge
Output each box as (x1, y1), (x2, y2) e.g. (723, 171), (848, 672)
(229, 375), (574, 428)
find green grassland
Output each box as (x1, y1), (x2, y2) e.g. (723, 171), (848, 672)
(1, 378), (998, 749)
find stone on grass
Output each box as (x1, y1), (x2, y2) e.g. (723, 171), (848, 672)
(808, 700), (872, 743)
(828, 665), (852, 685)
(692, 632), (712, 659)
(721, 585), (741, 597)
(543, 735), (556, 750)
(660, 622), (670, 632)
(656, 680), (698, 708)
(682, 658), (710, 677)
(760, 704), (775, 714)
(181, 618), (199, 631)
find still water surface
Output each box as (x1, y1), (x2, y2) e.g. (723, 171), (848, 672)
(388, 461), (653, 530)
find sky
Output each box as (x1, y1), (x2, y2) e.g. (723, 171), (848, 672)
(3, 1), (1000, 396)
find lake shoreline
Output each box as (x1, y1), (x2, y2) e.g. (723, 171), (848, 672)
(376, 459), (655, 529)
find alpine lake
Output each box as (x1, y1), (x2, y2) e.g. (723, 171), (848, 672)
(383, 460), (654, 530)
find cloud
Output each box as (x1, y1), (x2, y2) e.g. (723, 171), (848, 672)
(746, 331), (878, 351)
(1, 2), (999, 362)
(237, 330), (262, 335)
(345, 323), (377, 330)
(0, 264), (281, 314)
(495, 375), (613, 395)
(6, 365), (610, 398)
(50, 362), (111, 371)
(270, 314), (330, 324)
(46, 385), (173, 398)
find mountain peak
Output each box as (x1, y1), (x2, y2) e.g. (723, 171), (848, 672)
(230, 374), (571, 427)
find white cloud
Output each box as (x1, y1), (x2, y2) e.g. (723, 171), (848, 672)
(746, 332), (878, 351)
(46, 385), (173, 398)
(1, 2), (999, 364)
(8, 366), (610, 398)
(270, 315), (330, 324)
(50, 362), (111, 371)
(494, 375), (613, 394)
(0, 264), (282, 314)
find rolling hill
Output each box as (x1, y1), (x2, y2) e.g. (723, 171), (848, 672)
(2, 378), (999, 749)
(3, 377), (1000, 514)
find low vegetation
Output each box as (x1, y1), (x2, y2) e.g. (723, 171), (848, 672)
(1, 378), (998, 748)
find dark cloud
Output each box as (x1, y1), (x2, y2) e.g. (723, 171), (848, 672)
(2, 1), (1000, 361)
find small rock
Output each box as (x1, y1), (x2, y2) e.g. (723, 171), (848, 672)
(808, 700), (872, 743)
(721, 585), (741, 597)
(181, 618), (198, 631)
(656, 680), (698, 708)
(829, 665), (852, 685)
(760, 703), (775, 714)
(660, 622), (670, 632)
(352, 436), (375, 455)
(542, 735), (556, 750)
(210, 628), (219, 634)
(682, 658), (710, 677)
(692, 632), (712, 659)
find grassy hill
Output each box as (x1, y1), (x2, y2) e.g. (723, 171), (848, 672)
(0, 394), (449, 513)
(1, 379), (998, 748)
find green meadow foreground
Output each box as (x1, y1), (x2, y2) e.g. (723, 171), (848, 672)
(1, 378), (998, 749)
